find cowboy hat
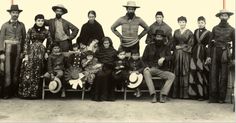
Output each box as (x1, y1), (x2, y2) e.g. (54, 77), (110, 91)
(215, 9), (234, 17)
(7, 5), (23, 13)
(52, 4), (68, 14)
(123, 1), (140, 8)
(48, 77), (62, 93)
(127, 72), (143, 88)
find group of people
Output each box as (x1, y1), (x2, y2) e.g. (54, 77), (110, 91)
(0, 1), (234, 104)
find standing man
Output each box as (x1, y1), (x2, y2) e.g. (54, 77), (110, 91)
(111, 1), (149, 55)
(206, 9), (235, 103)
(45, 4), (79, 52)
(142, 30), (175, 103)
(0, 5), (26, 99)
(145, 11), (172, 46)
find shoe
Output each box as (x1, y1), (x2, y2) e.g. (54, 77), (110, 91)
(3, 95), (10, 99)
(218, 100), (225, 104)
(208, 100), (218, 103)
(160, 94), (167, 103)
(61, 91), (66, 98)
(151, 94), (157, 103)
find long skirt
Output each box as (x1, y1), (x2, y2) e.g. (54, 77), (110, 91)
(18, 42), (45, 98)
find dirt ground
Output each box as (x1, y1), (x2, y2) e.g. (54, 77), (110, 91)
(0, 92), (235, 123)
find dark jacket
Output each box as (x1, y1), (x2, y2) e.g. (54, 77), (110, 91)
(45, 18), (79, 41)
(76, 20), (104, 46)
(142, 43), (172, 70)
(47, 53), (66, 73)
(0, 20), (26, 52)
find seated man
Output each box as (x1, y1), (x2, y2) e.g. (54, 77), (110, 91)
(142, 30), (175, 103)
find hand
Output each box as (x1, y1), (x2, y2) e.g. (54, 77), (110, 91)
(158, 57), (165, 66)
(44, 53), (49, 59)
(205, 57), (211, 64)
(23, 55), (29, 62)
(176, 46), (182, 49)
(0, 54), (5, 60)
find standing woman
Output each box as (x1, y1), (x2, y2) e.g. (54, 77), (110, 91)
(172, 16), (194, 99)
(18, 14), (52, 99)
(189, 16), (211, 100)
(92, 37), (117, 101)
(76, 10), (105, 47)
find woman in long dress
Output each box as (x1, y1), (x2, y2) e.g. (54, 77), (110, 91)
(18, 14), (52, 98)
(172, 16), (194, 99)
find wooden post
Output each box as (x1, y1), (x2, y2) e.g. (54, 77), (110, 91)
(223, 0), (226, 9)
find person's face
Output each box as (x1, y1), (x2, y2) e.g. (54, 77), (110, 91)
(80, 43), (86, 49)
(87, 55), (93, 60)
(52, 46), (60, 53)
(35, 18), (44, 27)
(55, 8), (63, 18)
(131, 53), (140, 60)
(198, 20), (206, 29)
(220, 13), (229, 21)
(156, 15), (163, 24)
(178, 20), (186, 29)
(10, 11), (19, 20)
(126, 7), (136, 13)
(103, 40), (110, 49)
(73, 47), (78, 51)
(88, 13), (96, 23)
(117, 51), (126, 60)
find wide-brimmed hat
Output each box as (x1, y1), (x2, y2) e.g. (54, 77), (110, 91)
(48, 77), (62, 93)
(127, 72), (143, 88)
(215, 9), (234, 17)
(7, 5), (23, 13)
(52, 4), (68, 14)
(153, 30), (166, 37)
(123, 1), (140, 8)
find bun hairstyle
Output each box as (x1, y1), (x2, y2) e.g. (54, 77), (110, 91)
(197, 16), (206, 22)
(34, 14), (44, 21)
(177, 16), (187, 22)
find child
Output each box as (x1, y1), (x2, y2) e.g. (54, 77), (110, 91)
(128, 51), (146, 97)
(82, 50), (102, 85)
(68, 43), (84, 68)
(112, 50), (129, 91)
(43, 43), (66, 97)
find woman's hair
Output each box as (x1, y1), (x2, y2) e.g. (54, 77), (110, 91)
(155, 11), (164, 17)
(197, 16), (206, 22)
(88, 10), (96, 17)
(101, 36), (114, 48)
(177, 16), (187, 22)
(34, 14), (44, 21)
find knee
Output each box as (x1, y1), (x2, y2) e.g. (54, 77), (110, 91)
(168, 73), (175, 80)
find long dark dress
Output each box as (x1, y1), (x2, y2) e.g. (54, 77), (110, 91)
(189, 28), (211, 99)
(172, 29), (194, 99)
(76, 20), (104, 47)
(91, 41), (117, 101)
(18, 25), (52, 98)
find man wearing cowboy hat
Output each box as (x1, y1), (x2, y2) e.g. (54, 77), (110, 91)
(205, 9), (235, 103)
(142, 30), (175, 103)
(44, 4), (79, 52)
(111, 1), (149, 55)
(0, 4), (26, 99)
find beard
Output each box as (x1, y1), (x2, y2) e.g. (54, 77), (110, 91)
(220, 19), (227, 24)
(126, 12), (135, 20)
(56, 14), (62, 19)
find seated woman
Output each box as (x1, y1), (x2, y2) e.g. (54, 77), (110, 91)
(92, 37), (117, 101)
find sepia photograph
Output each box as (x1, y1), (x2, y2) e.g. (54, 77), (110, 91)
(0, 0), (235, 122)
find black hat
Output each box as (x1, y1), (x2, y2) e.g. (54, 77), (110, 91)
(7, 5), (23, 13)
(154, 30), (166, 37)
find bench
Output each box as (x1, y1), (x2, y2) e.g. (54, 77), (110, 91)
(115, 76), (163, 100)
